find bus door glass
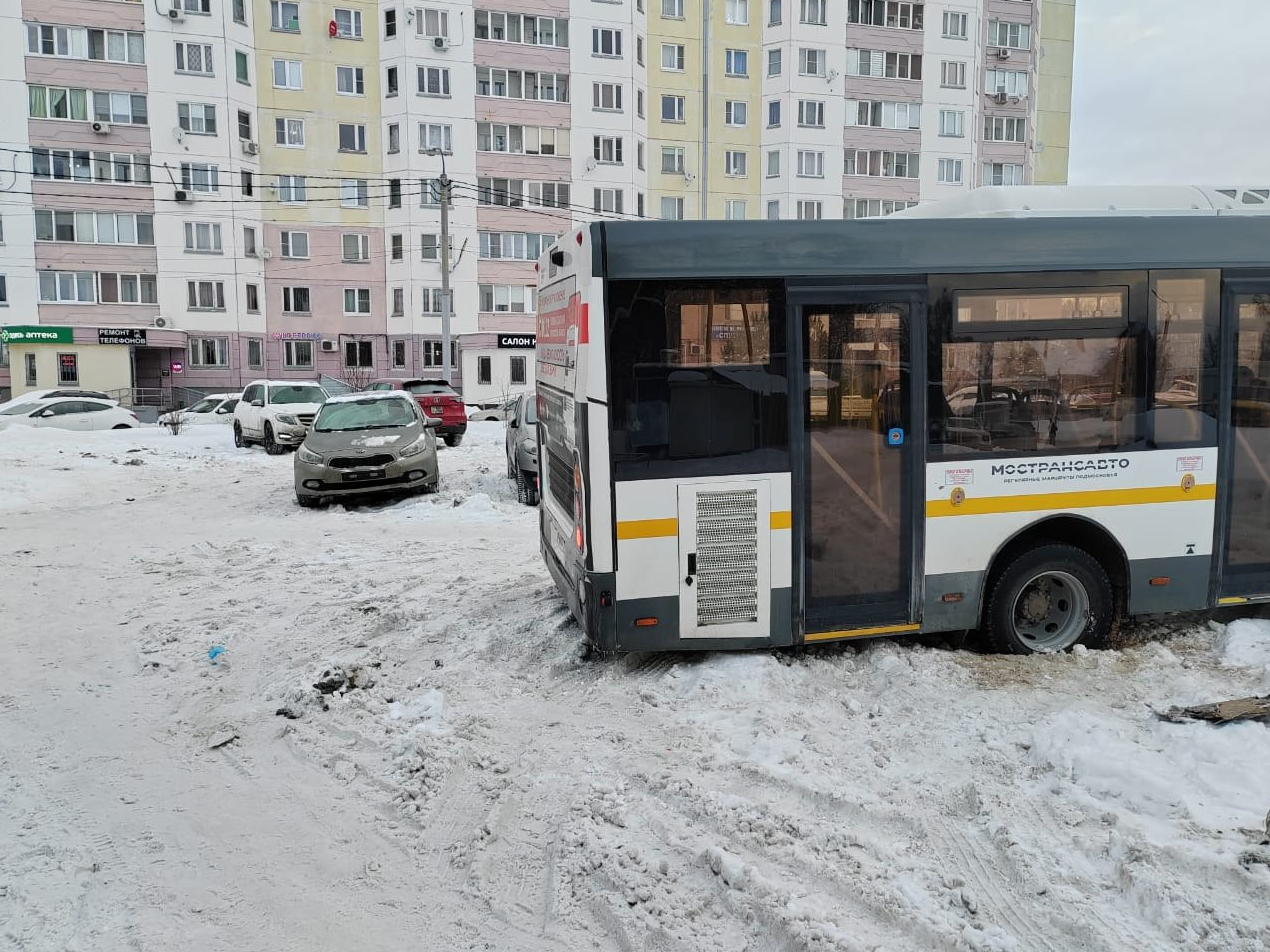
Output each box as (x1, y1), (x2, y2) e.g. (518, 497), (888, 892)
(1222, 289), (1270, 595)
(800, 296), (916, 631)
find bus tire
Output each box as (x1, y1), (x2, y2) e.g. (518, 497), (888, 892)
(984, 543), (1113, 655)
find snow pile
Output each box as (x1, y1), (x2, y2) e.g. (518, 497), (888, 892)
(1220, 618), (1270, 681)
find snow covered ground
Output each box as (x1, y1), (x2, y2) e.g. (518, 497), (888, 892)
(1, 423), (1268, 952)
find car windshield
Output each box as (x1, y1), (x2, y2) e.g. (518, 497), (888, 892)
(1, 402), (42, 416)
(187, 398), (220, 413)
(314, 398), (416, 432)
(405, 381), (457, 397)
(270, 385), (327, 405)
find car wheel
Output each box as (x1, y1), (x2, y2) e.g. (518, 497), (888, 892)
(296, 494), (321, 508)
(525, 475), (539, 507)
(445, 433), (463, 448)
(515, 468), (527, 504)
(234, 422), (248, 448)
(984, 544), (1113, 655)
(264, 423), (284, 455)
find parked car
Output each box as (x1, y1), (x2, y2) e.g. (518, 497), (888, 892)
(233, 380), (329, 454)
(469, 396), (520, 423)
(0, 397), (138, 431)
(294, 391), (439, 507)
(505, 392), (539, 506)
(365, 378), (467, 446)
(0, 389), (116, 414)
(157, 393), (239, 427)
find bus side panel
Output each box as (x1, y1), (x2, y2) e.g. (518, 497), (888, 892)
(612, 474), (793, 651)
(922, 448), (1218, 633)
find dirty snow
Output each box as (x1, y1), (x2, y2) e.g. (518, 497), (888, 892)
(1, 424), (1268, 952)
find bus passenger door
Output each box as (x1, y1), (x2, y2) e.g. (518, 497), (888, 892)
(797, 294), (920, 640)
(678, 481), (773, 640)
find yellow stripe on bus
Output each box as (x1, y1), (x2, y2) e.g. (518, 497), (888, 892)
(926, 483), (1216, 518)
(805, 622), (920, 643)
(771, 510), (792, 530)
(615, 518), (679, 540)
(1217, 596), (1249, 605)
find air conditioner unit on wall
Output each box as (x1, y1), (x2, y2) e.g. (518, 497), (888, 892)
(91, 121), (111, 135)
(993, 91), (1008, 104)
(241, 139), (259, 156)
(174, 188), (192, 203)
(167, 8), (184, 22)
(994, 48), (1011, 59)
(321, 340), (338, 353)
(153, 316), (174, 329)
(432, 35), (450, 51)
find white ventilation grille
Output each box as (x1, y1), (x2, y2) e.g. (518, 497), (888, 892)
(695, 489), (760, 627)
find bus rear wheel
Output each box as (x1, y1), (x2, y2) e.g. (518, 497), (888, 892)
(985, 544), (1112, 655)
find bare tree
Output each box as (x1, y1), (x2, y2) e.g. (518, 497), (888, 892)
(163, 406), (189, 435)
(339, 364), (376, 392)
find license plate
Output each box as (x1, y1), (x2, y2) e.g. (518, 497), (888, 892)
(343, 470), (385, 483)
(552, 523), (569, 559)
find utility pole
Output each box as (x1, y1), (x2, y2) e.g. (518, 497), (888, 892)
(423, 147), (453, 384)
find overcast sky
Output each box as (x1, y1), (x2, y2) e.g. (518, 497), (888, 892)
(1069, 0), (1270, 186)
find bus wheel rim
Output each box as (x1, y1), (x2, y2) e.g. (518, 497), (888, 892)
(1011, 570), (1089, 651)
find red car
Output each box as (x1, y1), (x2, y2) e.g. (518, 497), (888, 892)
(366, 378), (467, 446)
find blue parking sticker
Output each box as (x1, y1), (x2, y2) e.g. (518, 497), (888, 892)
(887, 427), (905, 447)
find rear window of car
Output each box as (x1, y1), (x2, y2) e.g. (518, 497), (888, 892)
(405, 381), (458, 397)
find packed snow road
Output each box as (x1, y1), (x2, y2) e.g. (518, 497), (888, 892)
(1, 424), (1268, 952)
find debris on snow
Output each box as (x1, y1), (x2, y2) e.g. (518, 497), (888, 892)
(1159, 694), (1270, 724)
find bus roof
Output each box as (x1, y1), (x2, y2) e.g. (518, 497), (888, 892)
(595, 207), (1270, 282)
(889, 185), (1270, 219)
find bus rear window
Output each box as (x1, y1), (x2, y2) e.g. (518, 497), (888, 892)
(607, 281), (788, 477)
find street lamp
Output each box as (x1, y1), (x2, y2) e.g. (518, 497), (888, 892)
(420, 147), (453, 385)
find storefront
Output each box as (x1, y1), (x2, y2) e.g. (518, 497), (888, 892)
(0, 324), (188, 400)
(459, 332), (537, 406)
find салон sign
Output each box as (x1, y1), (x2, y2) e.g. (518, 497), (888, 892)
(497, 333), (537, 349)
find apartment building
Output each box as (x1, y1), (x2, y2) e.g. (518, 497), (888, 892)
(0, 0), (1072, 402)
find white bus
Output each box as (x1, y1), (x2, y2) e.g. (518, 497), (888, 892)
(534, 186), (1270, 655)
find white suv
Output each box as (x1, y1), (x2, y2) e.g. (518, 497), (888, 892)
(233, 380), (329, 454)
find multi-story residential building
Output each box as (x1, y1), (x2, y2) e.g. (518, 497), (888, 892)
(0, 0), (1072, 403)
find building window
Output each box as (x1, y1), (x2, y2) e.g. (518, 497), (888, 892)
(942, 11), (967, 38)
(845, 150), (920, 178)
(386, 66), (398, 96)
(274, 117), (305, 147)
(418, 66), (451, 96)
(55, 353), (79, 385)
(177, 102), (217, 135)
(798, 48), (825, 77)
(478, 284), (536, 313)
(660, 197), (685, 221)
(725, 200), (747, 221)
(797, 201), (823, 221)
(725, 101), (747, 126)
(767, 100), (780, 127)
(247, 338), (263, 367)
(594, 136), (623, 165)
(243, 226), (257, 256)
(246, 283), (260, 312)
(241, 170), (253, 197)
(941, 61), (966, 88)
(35, 210), (154, 246)
(384, 8), (397, 37)
(986, 68), (1030, 98)
(183, 221), (222, 252)
(333, 8), (363, 38)
(338, 123), (367, 152)
(269, 1), (299, 31)
(389, 179), (403, 208)
(187, 280), (226, 310)
(988, 20), (1031, 50)
(592, 28), (622, 57)
(391, 234), (404, 260)
(661, 95), (685, 123)
(725, 150), (747, 177)
(175, 42), (213, 76)
(661, 146), (685, 174)
(27, 85), (90, 122)
(766, 201), (780, 220)
(594, 82), (623, 111)
(237, 110), (252, 140)
(593, 189), (623, 214)
(420, 234), (438, 259)
(847, 1), (923, 29)
(767, 48), (781, 76)
(797, 100), (825, 127)
(387, 123), (400, 153)
(38, 270), (93, 302)
(280, 231), (308, 258)
(474, 356), (491, 385)
(662, 0), (684, 17)
(336, 65), (365, 95)
(419, 123), (452, 153)
(233, 0), (247, 24)
(725, 0), (749, 24)
(344, 341), (373, 368)
(766, 150), (780, 178)
(344, 288), (372, 315)
(25, 353), (38, 387)
(235, 50), (250, 84)
(661, 43), (684, 71)
(847, 49), (922, 79)
(510, 355), (527, 385)
(277, 175), (306, 204)
(342, 233), (370, 262)
(983, 162), (1025, 186)
(937, 158), (963, 184)
(984, 116), (1026, 142)
(341, 179), (369, 208)
(97, 273), (157, 304)
(724, 49), (748, 77)
(392, 339), (407, 367)
(847, 100), (921, 130)
(284, 340), (313, 369)
(796, 150), (824, 178)
(800, 0), (826, 24)
(392, 289), (404, 317)
(272, 59), (302, 89)
(939, 109), (965, 137)
(282, 286), (311, 313)
(418, 8), (449, 37)
(188, 337), (228, 368)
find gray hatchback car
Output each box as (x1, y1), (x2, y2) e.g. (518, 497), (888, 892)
(294, 392), (439, 507)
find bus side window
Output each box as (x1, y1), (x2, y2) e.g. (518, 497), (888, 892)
(1151, 272), (1219, 447)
